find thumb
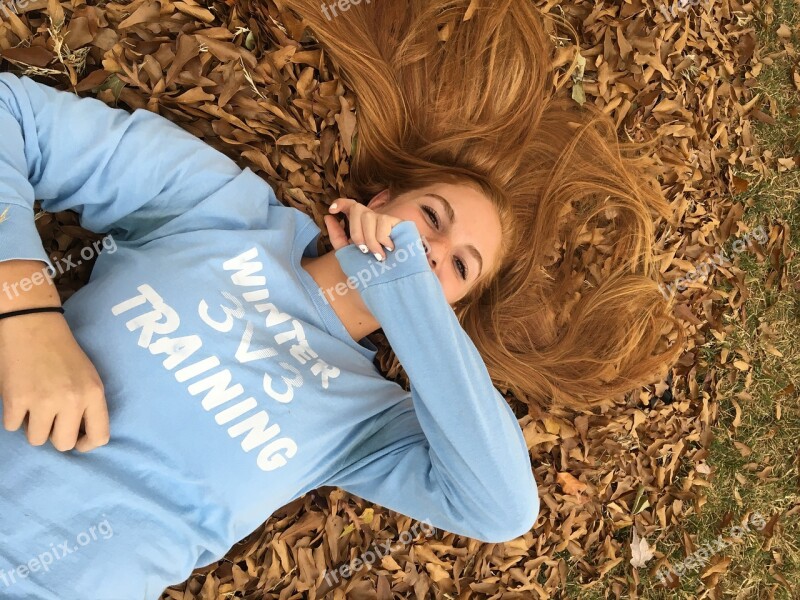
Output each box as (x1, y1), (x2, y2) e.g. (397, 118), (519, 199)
(324, 214), (350, 250)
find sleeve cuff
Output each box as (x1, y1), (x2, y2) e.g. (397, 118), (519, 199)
(333, 220), (431, 292)
(0, 202), (56, 273)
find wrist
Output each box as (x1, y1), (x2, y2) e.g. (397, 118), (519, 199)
(0, 306), (64, 318)
(0, 259), (61, 312)
(0, 307), (66, 335)
(333, 221), (431, 293)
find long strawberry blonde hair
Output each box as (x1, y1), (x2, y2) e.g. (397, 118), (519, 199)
(277, 0), (684, 409)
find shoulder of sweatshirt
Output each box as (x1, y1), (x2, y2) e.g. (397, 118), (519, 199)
(0, 71), (315, 250)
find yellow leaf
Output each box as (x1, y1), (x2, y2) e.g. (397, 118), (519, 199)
(359, 508), (374, 524)
(543, 417), (561, 435)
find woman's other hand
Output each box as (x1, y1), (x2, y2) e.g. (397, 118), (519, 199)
(0, 259), (110, 453)
(0, 312), (110, 452)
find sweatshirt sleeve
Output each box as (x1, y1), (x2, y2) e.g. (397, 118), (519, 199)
(324, 220), (540, 543)
(0, 72), (271, 272)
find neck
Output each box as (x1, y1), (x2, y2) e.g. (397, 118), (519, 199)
(300, 251), (380, 343)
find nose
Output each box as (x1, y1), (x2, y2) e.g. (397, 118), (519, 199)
(420, 235), (438, 270)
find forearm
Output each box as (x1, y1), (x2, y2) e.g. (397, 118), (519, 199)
(0, 259), (61, 312)
(333, 221), (539, 539)
(0, 72), (247, 253)
(364, 272), (535, 502)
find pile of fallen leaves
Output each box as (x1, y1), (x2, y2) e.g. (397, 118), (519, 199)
(2, 0), (797, 597)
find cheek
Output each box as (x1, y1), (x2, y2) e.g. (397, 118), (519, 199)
(438, 272), (463, 304)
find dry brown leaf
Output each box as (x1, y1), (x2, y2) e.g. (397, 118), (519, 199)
(556, 471), (587, 495)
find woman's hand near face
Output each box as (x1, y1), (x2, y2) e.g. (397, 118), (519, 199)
(324, 198), (402, 261)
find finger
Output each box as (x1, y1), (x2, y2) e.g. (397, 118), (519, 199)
(26, 406), (57, 446)
(324, 215), (350, 250)
(328, 200), (358, 247)
(331, 199), (369, 251)
(50, 409), (83, 452)
(360, 211), (386, 261)
(74, 399), (110, 453)
(346, 204), (369, 254)
(328, 198), (357, 218)
(2, 397), (27, 431)
(376, 216), (398, 252)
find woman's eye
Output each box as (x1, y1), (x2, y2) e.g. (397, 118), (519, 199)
(455, 257), (467, 279)
(422, 205), (466, 279)
(422, 205), (440, 228)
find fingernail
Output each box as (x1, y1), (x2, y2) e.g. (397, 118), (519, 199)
(374, 252), (383, 261)
(383, 244), (394, 252)
(359, 244), (369, 253)
(330, 202), (338, 211)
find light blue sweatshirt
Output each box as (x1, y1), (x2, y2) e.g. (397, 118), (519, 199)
(0, 73), (539, 599)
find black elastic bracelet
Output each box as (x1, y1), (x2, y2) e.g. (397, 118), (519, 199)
(0, 306), (65, 321)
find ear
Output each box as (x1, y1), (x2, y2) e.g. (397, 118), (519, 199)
(366, 188), (391, 211)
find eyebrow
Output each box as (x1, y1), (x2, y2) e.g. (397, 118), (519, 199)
(423, 193), (483, 278)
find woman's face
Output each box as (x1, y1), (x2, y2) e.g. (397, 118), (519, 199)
(367, 182), (503, 304)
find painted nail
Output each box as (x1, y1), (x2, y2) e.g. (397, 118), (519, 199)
(374, 252), (384, 261)
(359, 244), (369, 253)
(383, 244), (394, 252)
(330, 202), (338, 211)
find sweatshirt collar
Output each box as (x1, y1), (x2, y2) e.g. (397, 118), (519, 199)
(292, 220), (379, 363)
